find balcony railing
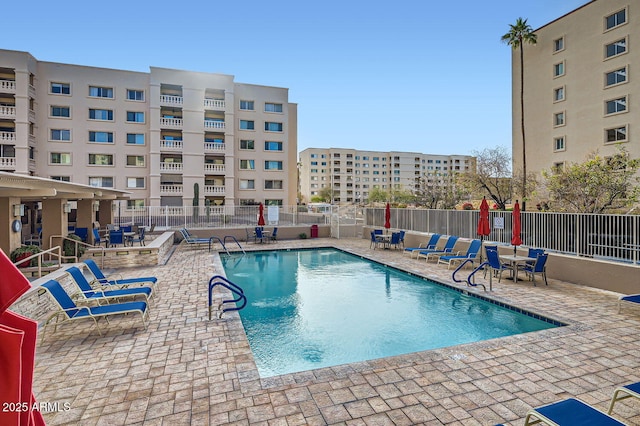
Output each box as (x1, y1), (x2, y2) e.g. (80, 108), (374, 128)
(160, 117), (183, 128)
(204, 185), (225, 195)
(160, 162), (183, 172)
(0, 157), (16, 170)
(204, 142), (225, 152)
(0, 131), (16, 142)
(29, 109), (35, 122)
(0, 80), (16, 93)
(0, 106), (16, 119)
(204, 120), (225, 130)
(160, 95), (183, 106)
(160, 139), (183, 150)
(204, 99), (225, 110)
(159, 184), (183, 194)
(204, 164), (225, 173)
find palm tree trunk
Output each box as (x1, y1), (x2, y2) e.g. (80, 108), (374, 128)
(519, 39), (527, 211)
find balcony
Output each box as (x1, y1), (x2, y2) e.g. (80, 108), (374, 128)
(204, 142), (225, 152)
(0, 157), (16, 170)
(0, 131), (16, 142)
(160, 117), (183, 128)
(0, 80), (16, 94)
(204, 164), (225, 173)
(204, 185), (225, 195)
(160, 139), (183, 151)
(160, 95), (183, 106)
(204, 99), (225, 110)
(160, 162), (183, 172)
(204, 120), (225, 130)
(29, 109), (35, 122)
(0, 106), (16, 119)
(159, 184), (183, 195)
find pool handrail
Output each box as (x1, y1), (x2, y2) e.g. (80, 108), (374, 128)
(223, 236), (246, 254)
(451, 259), (487, 291)
(208, 275), (247, 319)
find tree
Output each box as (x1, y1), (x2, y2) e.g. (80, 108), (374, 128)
(502, 17), (537, 211)
(456, 146), (515, 210)
(317, 186), (337, 203)
(542, 148), (640, 213)
(367, 187), (389, 204)
(413, 175), (464, 209)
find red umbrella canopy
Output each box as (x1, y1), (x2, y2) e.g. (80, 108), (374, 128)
(384, 202), (391, 229)
(258, 202), (265, 226)
(511, 200), (522, 246)
(477, 197), (491, 237)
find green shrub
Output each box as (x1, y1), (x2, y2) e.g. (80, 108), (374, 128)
(63, 233), (86, 259)
(10, 245), (42, 267)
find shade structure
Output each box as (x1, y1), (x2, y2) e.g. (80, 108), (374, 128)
(258, 202), (265, 226)
(511, 200), (522, 254)
(477, 197), (491, 262)
(384, 203), (391, 230)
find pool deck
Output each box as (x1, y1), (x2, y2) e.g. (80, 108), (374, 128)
(32, 237), (640, 425)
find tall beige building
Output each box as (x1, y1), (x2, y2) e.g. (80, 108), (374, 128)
(0, 49), (297, 208)
(299, 148), (474, 204)
(512, 1), (638, 183)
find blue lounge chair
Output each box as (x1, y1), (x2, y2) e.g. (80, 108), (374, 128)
(270, 227), (278, 242)
(66, 266), (153, 304)
(438, 239), (482, 269)
(180, 228), (210, 247)
(129, 227), (146, 246)
(108, 229), (124, 247)
(254, 227), (266, 244)
(518, 253), (549, 286)
(404, 233), (441, 257)
(525, 398), (625, 426)
(608, 381), (640, 414)
(41, 280), (149, 339)
(483, 248), (513, 284)
(386, 232), (402, 250)
(618, 294), (640, 313)
(83, 259), (158, 292)
(417, 236), (459, 262)
(92, 228), (106, 247)
(370, 231), (383, 249)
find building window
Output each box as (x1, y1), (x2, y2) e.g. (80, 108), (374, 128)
(239, 159), (255, 170)
(126, 111), (145, 123)
(126, 133), (145, 145)
(88, 154), (114, 166)
(127, 177), (145, 188)
(264, 103), (283, 113)
(51, 176), (71, 182)
(127, 89), (144, 101)
(264, 141), (283, 151)
(606, 125), (627, 143)
(605, 9), (626, 30)
(89, 108), (113, 121)
(239, 179), (255, 189)
(605, 39), (626, 58)
(50, 129), (71, 141)
(554, 112), (565, 127)
(265, 199), (283, 206)
(127, 200), (145, 209)
(89, 86), (114, 98)
(264, 180), (283, 189)
(50, 82), (70, 95)
(126, 155), (145, 166)
(553, 87), (565, 102)
(605, 67), (627, 86)
(89, 177), (114, 188)
(554, 62), (565, 77)
(89, 131), (114, 143)
(240, 139), (254, 150)
(553, 37), (564, 52)
(50, 152), (71, 164)
(606, 97), (627, 115)
(239, 120), (255, 130)
(240, 100), (254, 110)
(264, 160), (283, 170)
(264, 122), (283, 132)
(553, 137), (565, 152)
(50, 105), (70, 117)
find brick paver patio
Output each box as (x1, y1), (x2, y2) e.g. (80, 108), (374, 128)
(32, 237), (640, 425)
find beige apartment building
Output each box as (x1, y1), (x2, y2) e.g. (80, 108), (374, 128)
(512, 1), (638, 185)
(0, 49), (297, 208)
(299, 148), (474, 204)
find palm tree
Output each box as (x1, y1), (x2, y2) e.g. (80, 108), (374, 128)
(502, 17), (537, 211)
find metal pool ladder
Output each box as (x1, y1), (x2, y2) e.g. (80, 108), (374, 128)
(208, 275), (247, 319)
(208, 236), (245, 254)
(452, 259), (487, 291)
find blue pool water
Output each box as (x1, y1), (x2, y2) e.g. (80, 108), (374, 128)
(221, 248), (559, 377)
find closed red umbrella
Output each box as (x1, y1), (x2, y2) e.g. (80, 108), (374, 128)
(384, 202), (391, 231)
(258, 203), (265, 226)
(477, 197), (491, 262)
(511, 200), (522, 255)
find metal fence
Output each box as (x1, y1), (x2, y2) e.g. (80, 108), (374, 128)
(364, 207), (640, 264)
(115, 205), (330, 230)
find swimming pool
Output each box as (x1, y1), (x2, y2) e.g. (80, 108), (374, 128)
(221, 248), (560, 377)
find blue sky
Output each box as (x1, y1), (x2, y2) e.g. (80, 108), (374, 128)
(4, 0), (587, 156)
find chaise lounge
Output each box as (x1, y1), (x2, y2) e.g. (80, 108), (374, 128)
(66, 266), (153, 304)
(83, 259), (158, 292)
(524, 397), (625, 426)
